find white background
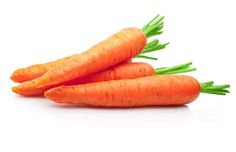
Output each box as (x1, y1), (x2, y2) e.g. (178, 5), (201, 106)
(0, 0), (235, 151)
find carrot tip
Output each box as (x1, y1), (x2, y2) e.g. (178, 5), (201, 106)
(44, 88), (62, 103)
(10, 69), (27, 83)
(12, 86), (18, 94)
(44, 91), (53, 101)
(10, 73), (18, 82)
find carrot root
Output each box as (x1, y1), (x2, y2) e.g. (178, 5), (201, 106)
(44, 75), (201, 107)
(10, 15), (167, 83)
(34, 28), (147, 88)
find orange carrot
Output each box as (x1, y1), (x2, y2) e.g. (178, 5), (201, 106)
(10, 55), (74, 83)
(44, 75), (201, 107)
(33, 28), (147, 88)
(10, 39), (166, 83)
(10, 15), (165, 83)
(12, 62), (195, 96)
(44, 75), (230, 107)
(12, 62), (155, 96)
(32, 15), (166, 88)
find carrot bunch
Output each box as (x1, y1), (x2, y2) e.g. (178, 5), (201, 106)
(10, 15), (230, 107)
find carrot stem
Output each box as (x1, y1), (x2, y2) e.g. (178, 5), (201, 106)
(135, 55), (158, 60)
(155, 62), (196, 74)
(141, 42), (169, 54)
(142, 15), (165, 38)
(200, 81), (230, 95)
(138, 15), (169, 60)
(137, 40), (168, 60)
(144, 39), (159, 49)
(142, 15), (160, 30)
(161, 68), (197, 75)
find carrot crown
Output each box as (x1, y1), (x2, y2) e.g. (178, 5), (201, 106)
(200, 81), (230, 95)
(134, 15), (168, 60)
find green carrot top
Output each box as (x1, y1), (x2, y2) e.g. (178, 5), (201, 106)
(200, 81), (230, 95)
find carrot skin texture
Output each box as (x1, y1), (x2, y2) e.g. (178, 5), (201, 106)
(12, 81), (48, 96)
(10, 65), (48, 83)
(10, 55), (73, 83)
(10, 54), (130, 83)
(34, 28), (147, 88)
(44, 75), (201, 107)
(12, 62), (154, 96)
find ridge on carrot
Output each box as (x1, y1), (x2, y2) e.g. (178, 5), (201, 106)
(12, 61), (196, 96)
(34, 15), (168, 88)
(44, 75), (230, 107)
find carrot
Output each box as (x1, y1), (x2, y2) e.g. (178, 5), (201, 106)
(12, 62), (195, 96)
(10, 15), (167, 83)
(44, 75), (230, 107)
(32, 15), (166, 88)
(10, 39), (167, 83)
(12, 62), (154, 96)
(35, 27), (148, 87)
(10, 55), (74, 83)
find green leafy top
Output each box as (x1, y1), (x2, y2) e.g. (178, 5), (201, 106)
(142, 15), (165, 38)
(200, 81), (230, 95)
